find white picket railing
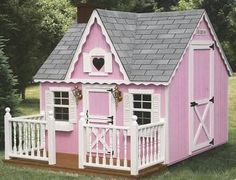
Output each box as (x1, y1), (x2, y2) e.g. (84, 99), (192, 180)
(79, 112), (165, 175)
(4, 107), (56, 165)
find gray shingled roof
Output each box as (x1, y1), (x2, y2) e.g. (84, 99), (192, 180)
(34, 9), (205, 82)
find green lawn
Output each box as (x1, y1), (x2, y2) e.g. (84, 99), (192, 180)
(1, 77), (236, 179)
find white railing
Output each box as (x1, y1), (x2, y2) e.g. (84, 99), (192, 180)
(137, 120), (165, 170)
(4, 107), (56, 165)
(79, 112), (165, 175)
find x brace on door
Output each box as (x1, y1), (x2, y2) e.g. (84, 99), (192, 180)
(193, 101), (211, 147)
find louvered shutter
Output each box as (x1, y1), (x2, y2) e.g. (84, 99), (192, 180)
(152, 94), (160, 123)
(123, 93), (133, 126)
(104, 53), (112, 73)
(45, 90), (54, 119)
(83, 52), (91, 72)
(69, 91), (77, 123)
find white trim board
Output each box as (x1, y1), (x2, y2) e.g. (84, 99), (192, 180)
(65, 10), (129, 82)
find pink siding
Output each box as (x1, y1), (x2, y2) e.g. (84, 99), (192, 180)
(40, 83), (166, 155)
(168, 18), (229, 164)
(71, 21), (124, 80)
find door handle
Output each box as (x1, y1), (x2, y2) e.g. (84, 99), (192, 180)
(107, 116), (113, 124)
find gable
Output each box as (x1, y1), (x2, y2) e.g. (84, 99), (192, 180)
(70, 21), (124, 81)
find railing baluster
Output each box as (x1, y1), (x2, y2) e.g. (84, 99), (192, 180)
(142, 128), (145, 165)
(31, 123), (35, 156)
(42, 123), (46, 158)
(138, 130), (141, 166)
(150, 127), (153, 162)
(96, 128), (99, 164)
(89, 127), (92, 163)
(102, 128), (106, 165)
(27, 122), (31, 156)
(37, 123), (40, 157)
(158, 126), (161, 160)
(23, 122), (26, 154)
(18, 122), (23, 155)
(124, 129), (127, 167)
(154, 126), (157, 161)
(109, 125), (113, 166)
(116, 129), (120, 167)
(13, 122), (17, 154)
(146, 128), (149, 164)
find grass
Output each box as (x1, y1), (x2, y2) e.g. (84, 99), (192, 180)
(1, 77), (236, 179)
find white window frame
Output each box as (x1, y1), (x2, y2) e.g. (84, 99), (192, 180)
(49, 87), (74, 131)
(83, 48), (112, 76)
(129, 89), (154, 125)
(53, 91), (69, 122)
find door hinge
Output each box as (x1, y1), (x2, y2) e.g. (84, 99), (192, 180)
(209, 96), (214, 103)
(107, 116), (113, 124)
(209, 43), (214, 50)
(107, 89), (113, 93)
(209, 138), (214, 145)
(107, 150), (114, 155)
(190, 101), (198, 107)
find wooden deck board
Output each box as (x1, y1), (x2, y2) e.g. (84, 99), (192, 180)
(3, 153), (167, 179)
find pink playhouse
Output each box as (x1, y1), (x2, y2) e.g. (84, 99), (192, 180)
(4, 8), (232, 176)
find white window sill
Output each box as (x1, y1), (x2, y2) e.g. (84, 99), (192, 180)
(89, 72), (108, 76)
(55, 121), (74, 132)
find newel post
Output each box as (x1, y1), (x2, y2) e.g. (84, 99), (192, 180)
(79, 112), (86, 169)
(4, 107), (12, 160)
(48, 111), (56, 165)
(130, 115), (139, 175)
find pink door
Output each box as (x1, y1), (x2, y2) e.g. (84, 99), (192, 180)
(83, 85), (116, 154)
(189, 43), (214, 153)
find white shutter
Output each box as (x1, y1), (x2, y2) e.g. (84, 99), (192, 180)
(104, 52), (112, 73)
(152, 94), (160, 123)
(69, 91), (77, 123)
(123, 93), (133, 126)
(83, 52), (91, 72)
(45, 90), (54, 119)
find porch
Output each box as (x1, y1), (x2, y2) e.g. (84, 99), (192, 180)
(3, 108), (166, 177)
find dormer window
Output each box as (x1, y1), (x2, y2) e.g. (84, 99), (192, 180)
(83, 48), (112, 76)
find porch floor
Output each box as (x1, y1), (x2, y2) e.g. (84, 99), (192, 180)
(3, 153), (166, 179)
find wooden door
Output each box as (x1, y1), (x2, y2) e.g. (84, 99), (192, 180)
(83, 85), (116, 154)
(189, 42), (214, 153)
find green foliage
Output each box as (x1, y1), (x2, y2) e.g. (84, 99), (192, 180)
(0, 37), (19, 149)
(0, 0), (75, 100)
(172, 0), (197, 11)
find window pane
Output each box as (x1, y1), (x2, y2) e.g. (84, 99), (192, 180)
(62, 99), (69, 105)
(54, 99), (61, 105)
(133, 102), (141, 108)
(143, 94), (151, 101)
(54, 107), (62, 113)
(143, 102), (151, 109)
(54, 92), (60, 98)
(133, 94), (141, 101)
(62, 92), (69, 98)
(143, 112), (151, 118)
(143, 118), (151, 124)
(55, 113), (62, 120)
(134, 111), (142, 118)
(62, 107), (69, 113)
(63, 114), (69, 120)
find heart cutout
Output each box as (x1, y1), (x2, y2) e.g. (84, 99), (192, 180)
(93, 57), (104, 71)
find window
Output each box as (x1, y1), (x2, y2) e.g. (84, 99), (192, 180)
(133, 94), (152, 125)
(54, 91), (69, 121)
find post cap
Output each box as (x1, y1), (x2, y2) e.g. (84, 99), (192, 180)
(132, 115), (138, 121)
(80, 112), (85, 117)
(48, 111), (53, 116)
(5, 107), (10, 113)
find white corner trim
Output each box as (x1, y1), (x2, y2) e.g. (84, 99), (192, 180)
(128, 89), (154, 94)
(164, 86), (170, 164)
(65, 10), (129, 81)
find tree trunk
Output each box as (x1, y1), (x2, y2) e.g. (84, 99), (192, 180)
(21, 87), (26, 100)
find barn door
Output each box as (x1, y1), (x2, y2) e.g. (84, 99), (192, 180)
(82, 85), (116, 154)
(189, 42), (214, 153)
